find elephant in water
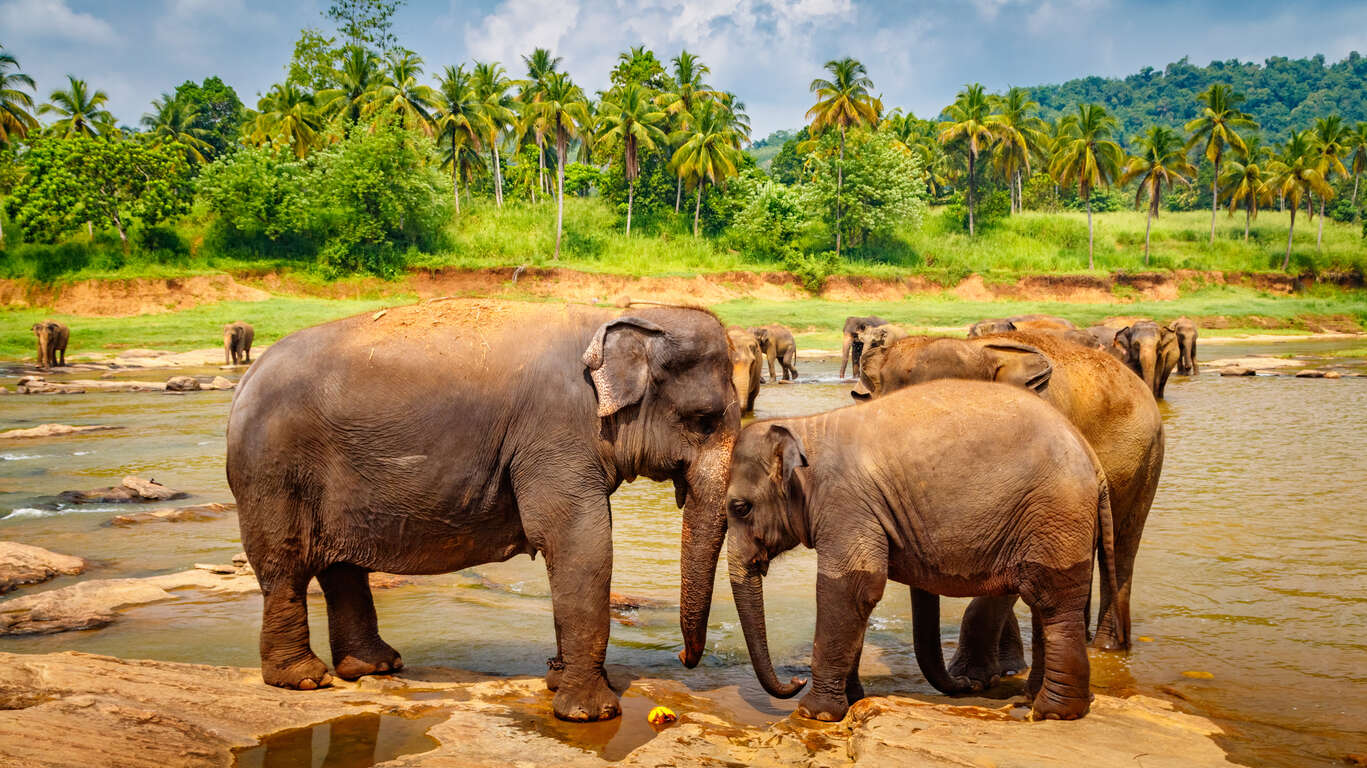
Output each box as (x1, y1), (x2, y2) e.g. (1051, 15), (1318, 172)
(31, 321), (69, 368)
(747, 324), (798, 382)
(1084, 325), (1129, 363)
(223, 322), (255, 365)
(854, 331), (1163, 691)
(727, 326), (763, 414)
(856, 323), (908, 354)
(839, 315), (887, 378)
(1115, 320), (1179, 398)
(724, 380), (1116, 721)
(1168, 317), (1199, 375)
(967, 314), (1076, 338)
(226, 300), (739, 722)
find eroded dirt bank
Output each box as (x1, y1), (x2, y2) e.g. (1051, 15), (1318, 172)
(0, 651), (1236, 767)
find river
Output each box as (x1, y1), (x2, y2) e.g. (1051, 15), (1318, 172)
(2, 339), (1364, 766)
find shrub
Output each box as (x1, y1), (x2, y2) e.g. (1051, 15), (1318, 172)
(727, 180), (805, 259)
(782, 248), (841, 292)
(945, 187), (1010, 231)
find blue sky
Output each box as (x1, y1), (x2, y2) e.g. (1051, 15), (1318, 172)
(4, 0), (1365, 137)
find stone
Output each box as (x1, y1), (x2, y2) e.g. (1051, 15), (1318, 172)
(1324, 371), (1342, 379)
(1294, 369), (1326, 378)
(205, 376), (235, 390)
(15, 376), (85, 394)
(104, 502), (234, 527)
(58, 476), (186, 504)
(0, 423), (120, 440)
(1219, 367), (1256, 376)
(0, 579), (173, 635)
(0, 542), (86, 594)
(164, 375), (200, 392)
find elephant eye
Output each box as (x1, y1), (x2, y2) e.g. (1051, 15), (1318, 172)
(692, 410), (722, 436)
(729, 499), (752, 518)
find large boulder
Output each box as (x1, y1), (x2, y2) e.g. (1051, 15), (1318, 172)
(58, 476), (186, 504)
(0, 543), (86, 594)
(105, 502), (235, 527)
(164, 375), (200, 392)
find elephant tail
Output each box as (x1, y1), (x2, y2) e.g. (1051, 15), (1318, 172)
(1095, 475), (1122, 646)
(910, 588), (974, 695)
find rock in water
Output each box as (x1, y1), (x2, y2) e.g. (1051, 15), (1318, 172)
(1294, 369), (1326, 378)
(0, 542), (86, 594)
(164, 375), (200, 392)
(1219, 367), (1256, 377)
(105, 502), (235, 527)
(59, 476), (186, 504)
(0, 424), (119, 440)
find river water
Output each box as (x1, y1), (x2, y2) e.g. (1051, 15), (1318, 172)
(2, 341), (1364, 766)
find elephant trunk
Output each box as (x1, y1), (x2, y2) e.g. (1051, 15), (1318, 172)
(729, 540), (807, 698)
(910, 588), (964, 694)
(731, 364), (752, 410)
(677, 431), (734, 668)
(839, 336), (852, 378)
(1138, 342), (1158, 395)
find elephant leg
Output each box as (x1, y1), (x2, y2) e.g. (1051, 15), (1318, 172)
(767, 349), (778, 383)
(1093, 474), (1155, 651)
(996, 608), (1026, 675)
(545, 622), (566, 691)
(797, 560), (886, 722)
(947, 594), (1018, 689)
(1028, 605), (1090, 720)
(257, 565), (332, 690)
(845, 645), (866, 705)
(318, 562), (403, 680)
(783, 351), (797, 381)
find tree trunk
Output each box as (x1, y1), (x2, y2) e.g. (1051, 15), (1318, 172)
(836, 126), (845, 257)
(626, 179), (634, 236)
(693, 183), (703, 237)
(1209, 157), (1219, 245)
(491, 144), (504, 207)
(1353, 173), (1360, 208)
(113, 213), (128, 251)
(534, 139), (544, 204)
(1317, 197), (1325, 248)
(1086, 194), (1094, 269)
(452, 159), (460, 215)
(967, 151), (976, 237)
(1283, 205), (1296, 271)
(675, 176), (682, 212)
(554, 140), (565, 260)
(87, 220), (93, 240)
(1244, 203), (1251, 241)
(1144, 203), (1153, 265)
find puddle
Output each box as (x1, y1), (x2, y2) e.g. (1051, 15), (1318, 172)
(500, 690), (665, 762)
(231, 712), (444, 768)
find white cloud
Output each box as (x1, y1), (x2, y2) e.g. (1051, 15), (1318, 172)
(0, 0), (117, 45)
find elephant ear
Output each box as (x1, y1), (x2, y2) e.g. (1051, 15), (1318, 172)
(853, 344), (888, 400)
(765, 424), (809, 485)
(982, 341), (1053, 394)
(582, 317), (666, 418)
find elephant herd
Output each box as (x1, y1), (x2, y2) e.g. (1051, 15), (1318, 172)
(223, 300), (1199, 725)
(25, 320), (256, 368)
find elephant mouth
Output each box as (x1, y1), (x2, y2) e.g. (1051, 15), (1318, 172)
(672, 463), (689, 509)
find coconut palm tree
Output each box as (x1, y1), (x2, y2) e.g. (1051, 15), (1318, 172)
(523, 72), (588, 259)
(991, 87), (1044, 213)
(716, 91), (751, 144)
(1050, 103), (1123, 269)
(434, 64), (488, 213)
(366, 51), (437, 135)
(808, 57), (880, 256)
(248, 82), (322, 159)
(937, 83), (997, 236)
(472, 61), (515, 207)
(141, 92), (214, 163)
(597, 82), (666, 235)
(575, 96), (599, 166)
(1349, 122), (1367, 211)
(670, 99), (740, 237)
(1309, 115), (1350, 248)
(39, 75), (114, 138)
(1220, 137), (1271, 242)
(520, 47), (562, 198)
(1185, 84), (1257, 244)
(317, 46), (382, 128)
(1120, 125), (1195, 263)
(1267, 130), (1332, 270)
(0, 45), (38, 147)
(657, 51), (717, 212)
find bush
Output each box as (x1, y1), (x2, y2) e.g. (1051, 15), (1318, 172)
(727, 180), (805, 259)
(1021, 173), (1061, 211)
(563, 163), (602, 196)
(945, 187), (1010, 231)
(196, 147), (305, 240)
(782, 248), (841, 292)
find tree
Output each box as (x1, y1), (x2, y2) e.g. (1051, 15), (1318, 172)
(991, 87), (1044, 213)
(472, 61), (514, 207)
(1219, 138), (1271, 241)
(1349, 122), (1367, 212)
(807, 57), (880, 256)
(1267, 130), (1332, 269)
(1185, 84), (1257, 244)
(657, 50), (716, 211)
(433, 64), (487, 213)
(173, 76), (244, 156)
(1, 45), (38, 147)
(670, 99), (741, 236)
(247, 82), (322, 159)
(365, 51), (436, 135)
(806, 129), (927, 249)
(1309, 114), (1349, 247)
(937, 83), (997, 236)
(285, 28), (341, 91)
(141, 93), (214, 164)
(597, 83), (666, 234)
(39, 76), (114, 138)
(1120, 125), (1195, 263)
(1050, 103), (1123, 268)
(610, 46), (667, 90)
(8, 135), (191, 246)
(520, 47), (562, 199)
(325, 0), (405, 54)
(523, 72), (588, 259)
(317, 46), (381, 128)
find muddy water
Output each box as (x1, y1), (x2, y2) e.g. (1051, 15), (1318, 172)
(2, 343), (1365, 766)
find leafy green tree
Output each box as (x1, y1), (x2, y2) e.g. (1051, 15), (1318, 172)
(991, 87), (1045, 213)
(1309, 114), (1349, 247)
(938, 83), (998, 236)
(1219, 137), (1271, 241)
(728, 180), (805, 259)
(1185, 84), (1257, 244)
(610, 46), (667, 90)
(670, 99), (741, 236)
(247, 82), (323, 159)
(366, 51), (436, 135)
(1120, 125), (1195, 263)
(1, 45), (38, 148)
(472, 61), (514, 206)
(285, 28), (341, 90)
(523, 72), (588, 259)
(173, 77), (244, 156)
(7, 136), (191, 246)
(807, 57), (880, 256)
(1348, 122), (1367, 211)
(196, 146), (305, 242)
(520, 47), (562, 199)
(433, 64), (487, 213)
(141, 93), (214, 164)
(597, 82), (666, 234)
(1050, 103), (1123, 268)
(318, 46), (381, 128)
(656, 50), (717, 211)
(39, 76), (114, 138)
(806, 128), (926, 249)
(325, 0), (405, 54)
(768, 127), (811, 184)
(1268, 129), (1332, 269)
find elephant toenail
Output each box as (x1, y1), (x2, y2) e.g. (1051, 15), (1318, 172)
(298, 679), (317, 690)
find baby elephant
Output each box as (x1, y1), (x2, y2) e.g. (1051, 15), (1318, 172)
(726, 379), (1115, 722)
(747, 324), (798, 382)
(31, 320), (69, 368)
(223, 322), (255, 365)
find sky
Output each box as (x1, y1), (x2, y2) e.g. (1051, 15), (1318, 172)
(4, 0), (1366, 138)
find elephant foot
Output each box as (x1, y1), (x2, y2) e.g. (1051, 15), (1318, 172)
(1090, 617), (1130, 652)
(796, 690), (850, 722)
(552, 674), (620, 722)
(1030, 689), (1091, 721)
(947, 652), (1000, 692)
(333, 639), (404, 681)
(545, 656), (566, 691)
(845, 677), (866, 705)
(263, 655), (334, 690)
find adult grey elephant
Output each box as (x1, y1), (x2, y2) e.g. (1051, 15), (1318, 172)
(1168, 317), (1199, 375)
(839, 315), (887, 378)
(967, 314), (1076, 338)
(1115, 320), (1179, 398)
(727, 326), (763, 414)
(747, 324), (798, 382)
(31, 321), (69, 368)
(223, 322), (255, 365)
(1084, 325), (1129, 363)
(854, 331), (1163, 692)
(856, 323), (908, 354)
(225, 299), (739, 722)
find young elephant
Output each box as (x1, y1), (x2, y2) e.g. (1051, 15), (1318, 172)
(223, 322), (255, 365)
(967, 314), (1075, 338)
(747, 324), (798, 382)
(856, 323), (908, 354)
(726, 380), (1116, 722)
(31, 321), (69, 368)
(839, 315), (887, 378)
(726, 326), (763, 414)
(1167, 317), (1199, 375)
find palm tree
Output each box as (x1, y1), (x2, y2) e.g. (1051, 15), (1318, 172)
(0, 46), (38, 147)
(657, 51), (716, 212)
(1185, 84), (1257, 244)
(366, 51), (437, 135)
(807, 57), (880, 256)
(1220, 138), (1271, 242)
(524, 72), (588, 259)
(1050, 103), (1123, 269)
(716, 91), (751, 144)
(991, 87), (1044, 213)
(1309, 115), (1350, 248)
(597, 83), (666, 235)
(520, 47), (562, 198)
(670, 100), (740, 237)
(434, 64), (487, 213)
(39, 75), (114, 137)
(141, 92), (214, 163)
(472, 61), (515, 207)
(937, 83), (997, 236)
(1349, 122), (1367, 212)
(1267, 130), (1332, 270)
(318, 46), (382, 128)
(1120, 125), (1195, 263)
(248, 82), (322, 158)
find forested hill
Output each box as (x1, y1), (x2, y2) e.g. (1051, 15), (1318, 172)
(1027, 53), (1367, 142)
